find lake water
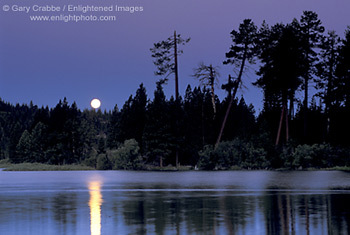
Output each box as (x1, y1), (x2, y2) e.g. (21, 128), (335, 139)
(1, 170), (350, 235)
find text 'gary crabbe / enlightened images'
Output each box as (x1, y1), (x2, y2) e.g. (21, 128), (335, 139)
(8, 5), (143, 13)
(3, 4), (144, 23)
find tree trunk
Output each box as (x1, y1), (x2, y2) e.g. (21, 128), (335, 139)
(325, 47), (335, 140)
(174, 31), (179, 100)
(276, 106), (285, 146)
(276, 103), (289, 145)
(174, 31), (179, 167)
(304, 76), (308, 142)
(209, 65), (216, 118)
(215, 47), (247, 149)
(303, 36), (310, 143)
(202, 96), (205, 146)
(289, 94), (294, 120)
(285, 104), (289, 142)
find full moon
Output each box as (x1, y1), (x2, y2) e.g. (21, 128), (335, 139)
(91, 98), (101, 109)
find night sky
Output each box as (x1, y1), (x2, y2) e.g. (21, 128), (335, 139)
(1, 0), (349, 112)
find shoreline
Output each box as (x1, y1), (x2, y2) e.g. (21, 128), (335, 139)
(0, 162), (95, 171)
(1, 161), (349, 172)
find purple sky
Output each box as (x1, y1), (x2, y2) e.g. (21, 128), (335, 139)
(1, 0), (350, 112)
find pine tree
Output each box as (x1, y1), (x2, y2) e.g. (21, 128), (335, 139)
(193, 63), (220, 117)
(107, 105), (121, 149)
(183, 85), (205, 164)
(336, 27), (350, 108)
(108, 84), (147, 148)
(254, 22), (304, 144)
(15, 130), (33, 163)
(333, 27), (350, 145)
(31, 122), (48, 163)
(315, 31), (340, 140)
(143, 81), (172, 167)
(216, 19), (258, 148)
(299, 11), (325, 141)
(150, 31), (190, 100)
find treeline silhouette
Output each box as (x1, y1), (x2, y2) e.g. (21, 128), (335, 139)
(1, 11), (350, 169)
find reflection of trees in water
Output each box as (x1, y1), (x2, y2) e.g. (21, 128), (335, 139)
(263, 193), (350, 235)
(0, 194), (51, 229)
(52, 193), (78, 233)
(328, 194), (350, 235)
(121, 193), (148, 234)
(277, 194), (294, 235)
(120, 192), (186, 234)
(118, 192), (258, 234)
(183, 195), (219, 234)
(152, 193), (172, 234)
(219, 195), (257, 234)
(168, 196), (182, 234)
(113, 192), (350, 234)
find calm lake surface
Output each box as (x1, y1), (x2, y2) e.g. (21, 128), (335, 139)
(1, 170), (350, 235)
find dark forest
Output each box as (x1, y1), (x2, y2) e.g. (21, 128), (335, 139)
(1, 11), (350, 170)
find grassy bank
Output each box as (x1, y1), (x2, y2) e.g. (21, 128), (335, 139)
(143, 164), (193, 171)
(321, 166), (350, 171)
(1, 159), (350, 172)
(0, 159), (94, 171)
(274, 167), (350, 171)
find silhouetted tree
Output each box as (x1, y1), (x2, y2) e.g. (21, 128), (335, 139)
(183, 85), (206, 164)
(143, 81), (172, 167)
(107, 105), (121, 148)
(315, 31), (340, 140)
(31, 122), (48, 162)
(150, 31), (190, 100)
(255, 22), (304, 144)
(167, 96), (185, 166)
(216, 19), (258, 148)
(335, 27), (350, 108)
(298, 11), (325, 141)
(333, 27), (350, 145)
(46, 98), (84, 164)
(15, 130), (32, 163)
(193, 63), (220, 117)
(107, 84), (147, 151)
